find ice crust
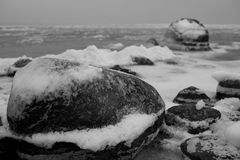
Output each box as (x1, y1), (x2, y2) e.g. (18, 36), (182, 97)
(0, 45), (174, 76)
(23, 111), (163, 151)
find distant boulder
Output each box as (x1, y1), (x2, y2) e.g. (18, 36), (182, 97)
(163, 18), (210, 51)
(165, 104), (221, 134)
(173, 86), (211, 104)
(0, 137), (20, 160)
(212, 72), (240, 99)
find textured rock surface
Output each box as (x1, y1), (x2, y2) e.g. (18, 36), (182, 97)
(173, 86), (210, 104)
(163, 18), (210, 51)
(8, 58), (164, 135)
(212, 72), (240, 99)
(181, 135), (240, 160)
(165, 104), (221, 134)
(6, 58), (165, 159)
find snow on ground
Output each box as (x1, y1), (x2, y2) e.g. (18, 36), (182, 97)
(0, 44), (240, 154)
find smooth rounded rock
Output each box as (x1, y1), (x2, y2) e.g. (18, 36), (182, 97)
(181, 135), (240, 160)
(212, 72), (240, 99)
(163, 18), (210, 51)
(173, 86), (210, 104)
(165, 104), (221, 134)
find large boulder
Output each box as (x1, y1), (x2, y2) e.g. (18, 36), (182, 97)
(212, 72), (240, 99)
(173, 86), (210, 104)
(181, 135), (240, 160)
(163, 18), (210, 51)
(165, 104), (221, 134)
(7, 58), (165, 159)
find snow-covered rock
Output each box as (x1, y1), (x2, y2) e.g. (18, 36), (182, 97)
(162, 18), (210, 51)
(212, 71), (240, 99)
(6, 58), (165, 159)
(181, 135), (240, 160)
(173, 86), (210, 104)
(165, 104), (221, 134)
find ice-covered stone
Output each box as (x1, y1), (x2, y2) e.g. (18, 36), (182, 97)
(173, 86), (210, 104)
(181, 135), (240, 160)
(212, 71), (240, 99)
(165, 104), (221, 134)
(163, 18), (210, 51)
(6, 58), (165, 159)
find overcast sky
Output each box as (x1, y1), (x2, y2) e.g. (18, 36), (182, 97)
(0, 0), (240, 25)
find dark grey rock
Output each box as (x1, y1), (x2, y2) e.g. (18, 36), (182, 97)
(6, 58), (165, 160)
(0, 137), (20, 160)
(181, 135), (240, 160)
(165, 104), (221, 134)
(173, 86), (210, 104)
(216, 80), (240, 99)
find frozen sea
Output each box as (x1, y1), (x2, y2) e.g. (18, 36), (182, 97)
(0, 24), (240, 159)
